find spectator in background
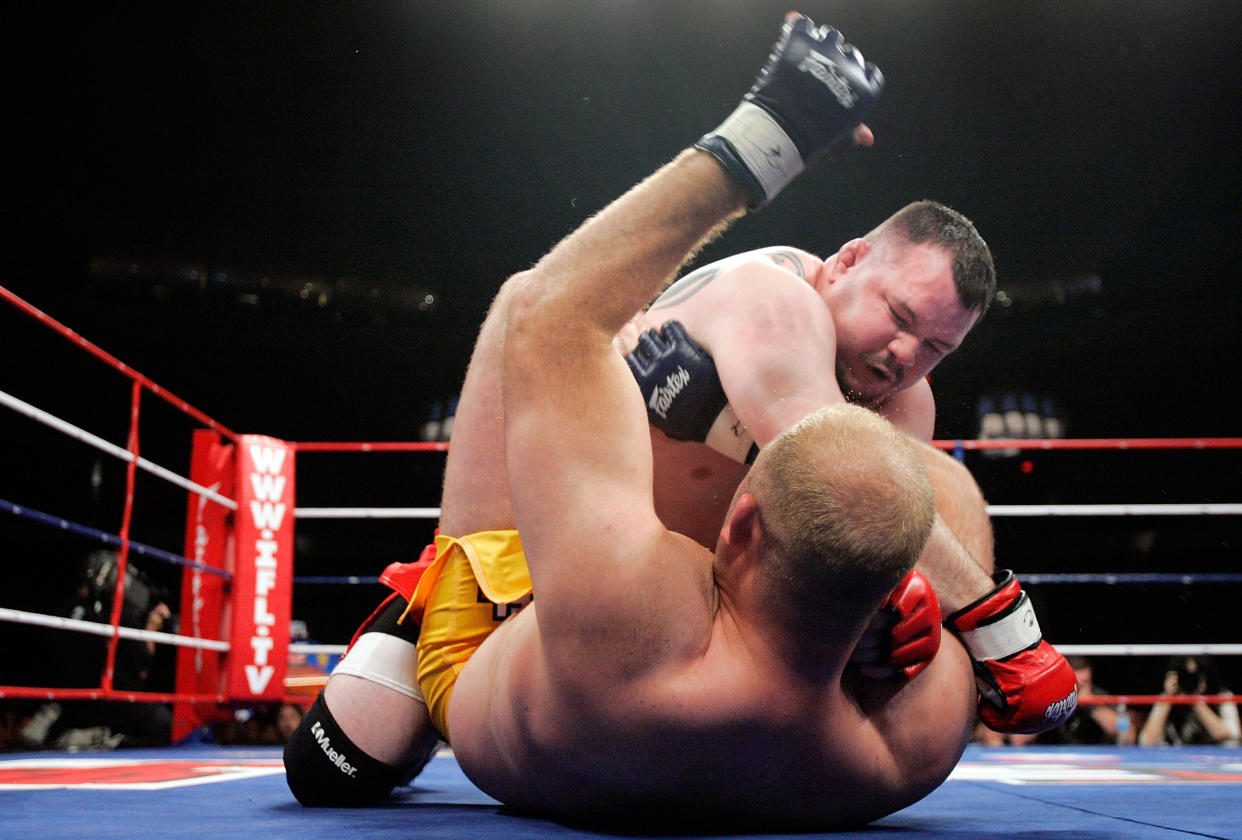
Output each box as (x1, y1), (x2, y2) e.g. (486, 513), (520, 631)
(275, 703), (304, 743)
(20, 550), (174, 750)
(1139, 656), (1240, 746)
(214, 703), (305, 746)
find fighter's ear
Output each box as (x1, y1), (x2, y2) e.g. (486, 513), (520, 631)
(720, 493), (762, 557)
(835, 238), (869, 270)
(823, 238), (869, 285)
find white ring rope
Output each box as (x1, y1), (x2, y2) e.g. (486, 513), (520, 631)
(285, 643), (1242, 659)
(7, 612), (1236, 661)
(294, 503), (1242, 520)
(0, 388), (237, 511)
(986, 503), (1242, 516)
(290, 642), (348, 656)
(1057, 644), (1242, 657)
(0, 607), (229, 652)
(294, 507), (442, 519)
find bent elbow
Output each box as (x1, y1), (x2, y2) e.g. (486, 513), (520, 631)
(501, 269), (590, 377)
(501, 273), (548, 368)
(498, 269), (540, 320)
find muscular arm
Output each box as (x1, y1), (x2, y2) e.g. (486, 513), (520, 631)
(848, 631), (977, 806)
(501, 150), (747, 675)
(641, 249), (845, 447)
(636, 246), (939, 448)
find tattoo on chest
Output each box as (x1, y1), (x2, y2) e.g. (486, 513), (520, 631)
(649, 250), (807, 311)
(650, 267), (720, 310)
(766, 249), (806, 277)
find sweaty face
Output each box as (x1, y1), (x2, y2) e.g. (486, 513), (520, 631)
(825, 242), (978, 408)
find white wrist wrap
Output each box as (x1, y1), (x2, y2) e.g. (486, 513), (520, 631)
(712, 102), (804, 203)
(704, 404), (757, 464)
(957, 595), (1043, 662)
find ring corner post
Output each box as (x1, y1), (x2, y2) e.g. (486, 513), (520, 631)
(224, 435), (296, 708)
(172, 429), (235, 743)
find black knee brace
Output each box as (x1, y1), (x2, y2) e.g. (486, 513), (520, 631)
(283, 692), (409, 806)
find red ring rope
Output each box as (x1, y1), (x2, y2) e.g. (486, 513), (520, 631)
(1081, 694), (1237, 706)
(935, 437), (1242, 451)
(295, 441), (449, 452)
(299, 438), (1242, 453)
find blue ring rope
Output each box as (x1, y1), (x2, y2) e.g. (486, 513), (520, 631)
(294, 575), (381, 585)
(0, 497), (231, 579)
(11, 498), (1231, 588)
(290, 573), (1242, 586)
(1022, 572), (1242, 585)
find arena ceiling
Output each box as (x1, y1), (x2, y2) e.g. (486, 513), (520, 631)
(9, 1), (1241, 441)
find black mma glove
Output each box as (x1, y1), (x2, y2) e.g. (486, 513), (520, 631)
(626, 321), (759, 463)
(696, 12), (884, 208)
(627, 321), (727, 441)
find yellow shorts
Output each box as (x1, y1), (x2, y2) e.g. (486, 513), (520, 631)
(410, 530), (532, 741)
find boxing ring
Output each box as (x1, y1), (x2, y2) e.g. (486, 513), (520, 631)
(2, 283), (1240, 840)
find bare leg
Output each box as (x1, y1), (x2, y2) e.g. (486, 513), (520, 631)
(436, 280), (523, 535)
(285, 598), (441, 804)
(297, 281), (532, 782)
(323, 675), (438, 765)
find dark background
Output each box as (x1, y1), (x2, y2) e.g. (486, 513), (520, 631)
(3, 2), (1239, 698)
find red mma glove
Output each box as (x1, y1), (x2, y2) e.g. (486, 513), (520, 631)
(851, 568), (941, 682)
(945, 570), (1078, 734)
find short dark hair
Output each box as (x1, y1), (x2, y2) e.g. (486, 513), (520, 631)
(868, 200), (996, 317)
